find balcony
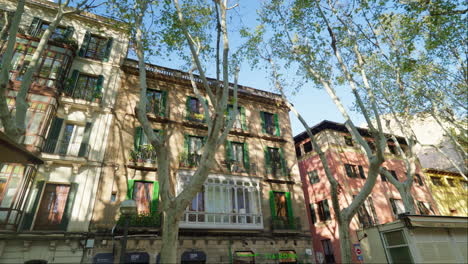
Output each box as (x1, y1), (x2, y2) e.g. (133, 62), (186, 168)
(179, 153), (202, 168)
(63, 86), (102, 103)
(42, 139), (89, 157)
(179, 211), (263, 230)
(128, 146), (158, 170)
(0, 208), (23, 231)
(117, 212), (161, 229)
(270, 217), (301, 233)
(224, 160), (257, 176)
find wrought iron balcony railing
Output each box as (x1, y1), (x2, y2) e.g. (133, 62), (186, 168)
(42, 139), (89, 157)
(179, 153), (202, 168)
(180, 211), (263, 230)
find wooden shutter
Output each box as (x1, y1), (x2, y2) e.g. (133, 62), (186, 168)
(240, 106), (247, 130)
(225, 141), (233, 171)
(310, 203), (317, 224)
(20, 181), (44, 231)
(78, 122), (92, 157)
(64, 69), (79, 95)
(78, 31), (91, 57)
(389, 198), (397, 216)
(103, 37), (113, 62)
(43, 117), (63, 153)
(323, 199), (331, 220)
(381, 173), (387, 182)
(269, 191), (276, 220)
(28, 17), (41, 36)
(274, 113), (280, 136)
(358, 166), (366, 179)
(64, 26), (74, 39)
(285, 192), (294, 226)
(126, 180), (135, 199)
(344, 164), (353, 178)
(134, 127), (143, 151)
(160, 90), (167, 117)
(96, 75), (104, 94)
(185, 96), (191, 119)
(150, 181), (159, 214)
(243, 142), (250, 171)
(59, 183), (78, 231)
(391, 171), (398, 180)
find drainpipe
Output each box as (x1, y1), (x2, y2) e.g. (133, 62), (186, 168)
(228, 239), (232, 264)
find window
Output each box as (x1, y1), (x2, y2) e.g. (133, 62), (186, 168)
(181, 135), (204, 167)
(295, 146), (301, 157)
(388, 144), (398, 155)
(265, 147), (286, 177)
(447, 178), (456, 187)
(0, 164), (25, 208)
(132, 127), (159, 163)
(355, 196), (376, 228)
(390, 170), (398, 181)
(178, 174), (262, 228)
(309, 203), (317, 224)
(65, 71), (103, 101)
(414, 174), (424, 186)
(417, 201), (434, 215)
(317, 199), (331, 221)
(233, 251), (255, 264)
(133, 181), (154, 215)
(186, 97), (204, 122)
(28, 17), (74, 40)
(321, 239), (335, 264)
(308, 170), (319, 184)
(227, 105), (245, 130)
(146, 89), (166, 116)
(79, 31), (112, 61)
(461, 181), (468, 190)
(367, 140), (376, 153)
(261, 111), (279, 136)
(344, 135), (353, 146)
(226, 141), (249, 172)
(430, 176), (444, 186)
(344, 164), (365, 179)
(34, 183), (70, 230)
(383, 230), (414, 264)
(380, 172), (388, 182)
(303, 141), (313, 153)
(272, 192), (289, 221)
(389, 198), (405, 217)
(43, 118), (92, 157)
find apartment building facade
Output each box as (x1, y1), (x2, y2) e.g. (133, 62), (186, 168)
(424, 169), (468, 217)
(294, 121), (438, 264)
(0, 0), (128, 262)
(87, 59), (313, 264)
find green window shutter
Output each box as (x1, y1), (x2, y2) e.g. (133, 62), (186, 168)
(103, 37), (113, 62)
(78, 31), (91, 57)
(78, 122), (92, 157)
(184, 134), (189, 154)
(96, 75), (104, 94)
(126, 180), (135, 199)
(269, 191), (277, 220)
(160, 90), (167, 117)
(243, 142), (250, 171)
(65, 70), (79, 95)
(240, 107), (247, 130)
(274, 113), (280, 136)
(43, 117), (63, 153)
(59, 183), (78, 231)
(28, 17), (41, 36)
(158, 130), (164, 142)
(225, 141), (233, 171)
(323, 199), (331, 220)
(264, 147), (271, 175)
(285, 192), (294, 226)
(260, 112), (266, 133)
(358, 166), (366, 179)
(279, 148), (287, 176)
(151, 181), (159, 213)
(20, 181), (44, 231)
(64, 26), (75, 39)
(134, 127), (143, 151)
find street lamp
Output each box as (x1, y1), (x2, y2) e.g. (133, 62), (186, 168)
(119, 199), (137, 264)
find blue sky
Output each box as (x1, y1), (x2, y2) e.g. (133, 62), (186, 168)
(119, 1), (366, 136)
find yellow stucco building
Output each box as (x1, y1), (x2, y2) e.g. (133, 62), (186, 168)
(424, 169), (468, 216)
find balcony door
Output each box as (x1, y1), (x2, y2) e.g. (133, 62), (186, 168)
(57, 124), (85, 156)
(34, 183), (70, 230)
(274, 192), (289, 222)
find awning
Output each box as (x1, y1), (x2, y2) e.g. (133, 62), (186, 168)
(181, 251), (207, 262)
(404, 215), (468, 229)
(0, 131), (43, 164)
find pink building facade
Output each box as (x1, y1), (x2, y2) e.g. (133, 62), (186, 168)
(294, 121), (438, 263)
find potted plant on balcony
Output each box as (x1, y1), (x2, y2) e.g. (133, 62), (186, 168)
(128, 150), (138, 166)
(93, 91), (103, 103)
(179, 152), (188, 167)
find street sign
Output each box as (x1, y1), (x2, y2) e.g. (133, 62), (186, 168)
(354, 243), (364, 262)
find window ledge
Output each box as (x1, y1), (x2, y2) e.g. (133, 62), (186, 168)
(59, 96), (101, 113)
(259, 134), (286, 142)
(264, 178), (295, 184)
(126, 162), (158, 171)
(41, 153), (87, 164)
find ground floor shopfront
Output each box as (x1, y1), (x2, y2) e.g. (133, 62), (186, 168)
(86, 234), (314, 264)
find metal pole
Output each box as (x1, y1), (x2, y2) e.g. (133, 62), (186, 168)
(119, 215), (130, 264)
